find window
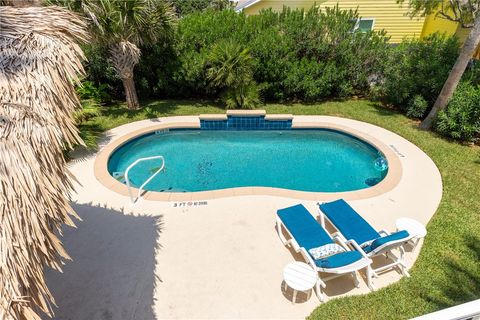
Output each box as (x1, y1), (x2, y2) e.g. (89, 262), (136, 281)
(353, 18), (375, 33)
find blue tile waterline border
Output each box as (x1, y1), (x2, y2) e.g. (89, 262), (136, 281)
(111, 128), (385, 158)
(200, 115), (292, 130)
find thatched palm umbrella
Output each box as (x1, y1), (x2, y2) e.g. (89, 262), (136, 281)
(0, 5), (88, 319)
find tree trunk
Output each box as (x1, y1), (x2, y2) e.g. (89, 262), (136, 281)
(109, 41), (141, 110)
(421, 15), (480, 129)
(122, 76), (140, 110)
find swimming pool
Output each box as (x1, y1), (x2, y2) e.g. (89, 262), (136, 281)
(107, 129), (388, 193)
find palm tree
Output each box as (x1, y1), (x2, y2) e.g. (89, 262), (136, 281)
(421, 15), (480, 129)
(0, 4), (88, 320)
(206, 40), (260, 109)
(81, 0), (176, 110)
(401, 0), (480, 129)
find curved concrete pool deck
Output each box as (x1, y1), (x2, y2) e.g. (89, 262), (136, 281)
(45, 115), (442, 319)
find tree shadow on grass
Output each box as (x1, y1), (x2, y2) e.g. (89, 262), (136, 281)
(144, 99), (222, 110)
(366, 101), (443, 135)
(44, 203), (163, 320)
(368, 101), (402, 117)
(423, 234), (480, 310)
(95, 101), (173, 120)
(104, 99), (223, 120)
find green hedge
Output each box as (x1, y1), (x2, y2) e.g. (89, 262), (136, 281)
(436, 82), (480, 142)
(380, 33), (460, 112)
(128, 6), (390, 102)
(80, 6), (480, 142)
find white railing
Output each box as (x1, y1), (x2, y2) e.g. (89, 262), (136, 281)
(124, 155), (165, 204)
(412, 299), (480, 320)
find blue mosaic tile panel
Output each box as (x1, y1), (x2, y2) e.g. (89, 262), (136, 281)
(201, 116), (292, 130)
(200, 120), (228, 130)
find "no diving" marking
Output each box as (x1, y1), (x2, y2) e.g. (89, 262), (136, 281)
(389, 144), (406, 158)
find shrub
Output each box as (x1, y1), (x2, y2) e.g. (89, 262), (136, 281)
(247, 15), (291, 101)
(76, 81), (110, 102)
(74, 99), (103, 150)
(135, 39), (182, 98)
(74, 81), (106, 149)
(461, 59), (480, 85)
(223, 83), (261, 109)
(406, 95), (428, 119)
(283, 59), (339, 101)
(74, 99), (102, 124)
(169, 6), (389, 102)
(435, 82), (480, 142)
(171, 9), (248, 96)
(206, 40), (260, 108)
(81, 6), (390, 103)
(171, 0), (232, 16)
(81, 44), (122, 101)
(382, 33), (459, 112)
(263, 6), (389, 101)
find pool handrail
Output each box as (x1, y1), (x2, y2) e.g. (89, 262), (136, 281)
(124, 155), (165, 204)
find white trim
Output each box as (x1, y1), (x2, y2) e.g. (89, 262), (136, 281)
(275, 211), (372, 301)
(412, 299), (480, 320)
(353, 17), (376, 32)
(317, 201), (412, 289)
(234, 0), (262, 12)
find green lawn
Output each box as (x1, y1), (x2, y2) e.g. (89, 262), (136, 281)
(82, 99), (480, 319)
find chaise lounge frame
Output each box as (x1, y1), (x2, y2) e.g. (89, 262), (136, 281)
(276, 211), (373, 301)
(317, 200), (414, 290)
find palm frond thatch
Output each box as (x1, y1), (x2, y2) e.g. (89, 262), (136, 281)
(109, 40), (141, 79)
(0, 6), (88, 320)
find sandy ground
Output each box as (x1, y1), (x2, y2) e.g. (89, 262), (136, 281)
(44, 115), (442, 320)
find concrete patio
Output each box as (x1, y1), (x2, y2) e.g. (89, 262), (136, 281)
(45, 115), (442, 319)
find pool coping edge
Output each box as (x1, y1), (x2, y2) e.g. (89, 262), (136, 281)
(93, 116), (402, 202)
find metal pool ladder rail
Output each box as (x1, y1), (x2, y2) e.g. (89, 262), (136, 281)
(125, 155), (165, 204)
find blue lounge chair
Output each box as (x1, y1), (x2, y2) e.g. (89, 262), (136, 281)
(318, 199), (414, 289)
(276, 204), (372, 301)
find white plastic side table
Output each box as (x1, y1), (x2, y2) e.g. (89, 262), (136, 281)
(283, 261), (319, 304)
(395, 217), (427, 249)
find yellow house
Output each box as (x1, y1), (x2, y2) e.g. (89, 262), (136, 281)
(235, 0), (469, 44)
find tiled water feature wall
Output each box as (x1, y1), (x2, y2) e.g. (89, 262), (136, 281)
(200, 110), (293, 130)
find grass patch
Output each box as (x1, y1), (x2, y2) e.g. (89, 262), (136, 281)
(79, 99), (225, 136)
(81, 99), (479, 319)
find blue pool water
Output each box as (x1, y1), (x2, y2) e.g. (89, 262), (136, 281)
(107, 129), (388, 193)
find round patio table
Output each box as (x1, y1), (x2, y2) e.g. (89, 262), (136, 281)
(395, 217), (427, 249)
(283, 261), (319, 304)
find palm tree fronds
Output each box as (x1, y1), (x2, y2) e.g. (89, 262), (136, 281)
(0, 5), (88, 320)
(77, 0), (176, 109)
(109, 40), (141, 79)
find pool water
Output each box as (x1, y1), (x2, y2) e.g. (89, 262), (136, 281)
(107, 129), (388, 193)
